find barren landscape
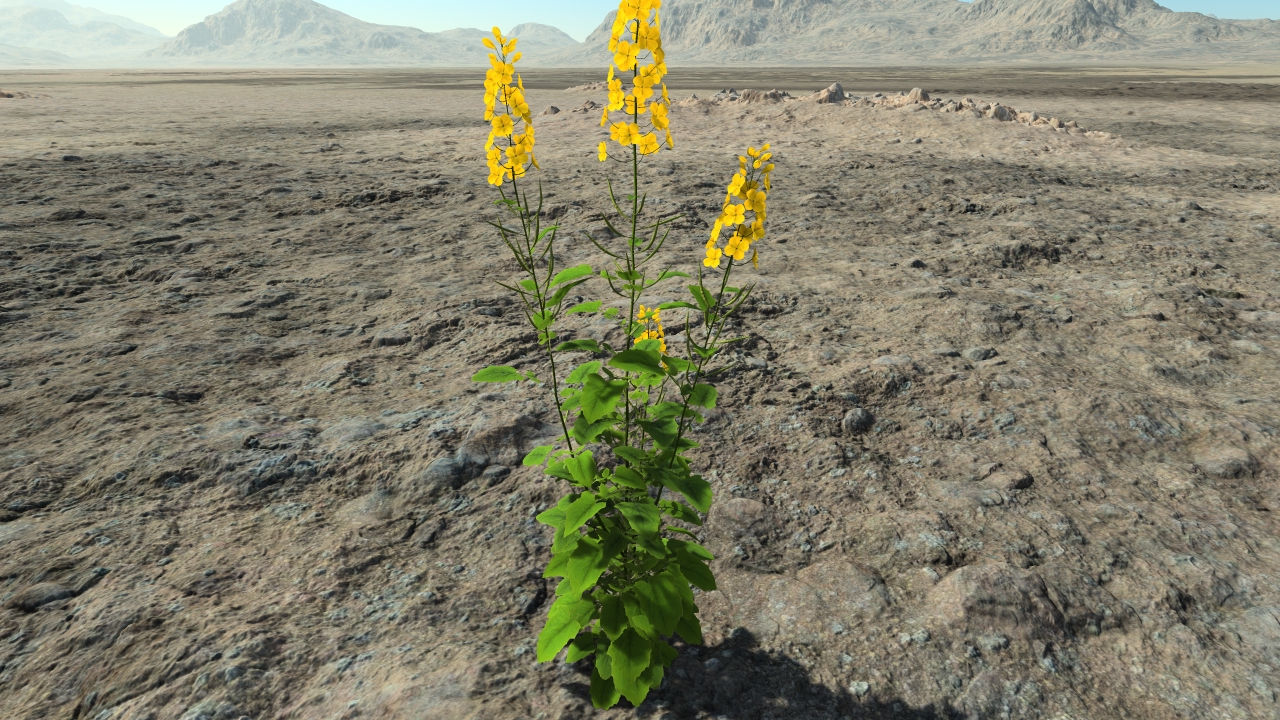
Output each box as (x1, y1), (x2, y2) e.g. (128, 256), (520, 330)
(1, 66), (1279, 720)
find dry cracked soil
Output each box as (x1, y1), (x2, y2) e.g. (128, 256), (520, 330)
(1, 67), (1279, 720)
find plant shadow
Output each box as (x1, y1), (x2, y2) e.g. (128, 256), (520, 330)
(562, 629), (951, 720)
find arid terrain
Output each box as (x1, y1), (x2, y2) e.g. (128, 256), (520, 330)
(1, 66), (1279, 720)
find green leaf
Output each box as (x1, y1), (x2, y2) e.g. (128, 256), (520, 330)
(667, 539), (715, 561)
(519, 278), (537, 291)
(566, 632), (596, 663)
(689, 284), (715, 311)
(535, 506), (566, 530)
(660, 500), (703, 526)
(609, 348), (665, 376)
(654, 270), (691, 283)
(657, 301), (698, 310)
(616, 502), (662, 538)
(572, 414), (613, 444)
(648, 402), (687, 420)
(675, 612), (703, 645)
(566, 450), (599, 488)
(552, 264), (594, 286)
(599, 595), (626, 641)
(611, 465), (648, 490)
(595, 647), (613, 679)
(662, 356), (695, 374)
(524, 445), (553, 467)
(544, 549), (571, 580)
(580, 374), (626, 424)
(531, 311), (554, 330)
(637, 418), (680, 449)
(613, 446), (649, 466)
(552, 524), (581, 554)
(608, 629), (653, 706)
(567, 536), (608, 594)
(673, 550), (716, 592)
(556, 339), (602, 353)
(659, 470), (713, 513)
(537, 600), (584, 662)
(622, 592), (659, 640)
(603, 307), (620, 319)
(634, 573), (683, 636)
(567, 360), (602, 384)
(600, 526), (627, 565)
(685, 384), (718, 409)
(564, 492), (606, 533)
(591, 667), (621, 709)
(472, 366), (524, 383)
(567, 300), (603, 315)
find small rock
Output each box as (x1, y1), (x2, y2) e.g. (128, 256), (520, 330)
(1195, 447), (1259, 478)
(61, 155), (83, 162)
(96, 342), (138, 357)
(481, 465), (511, 486)
(906, 87), (930, 103)
(371, 326), (412, 347)
(9, 582), (75, 612)
(963, 347), (997, 361)
(932, 347), (960, 357)
(1179, 200), (1203, 211)
(842, 408), (874, 434)
(990, 469), (1033, 490)
(849, 681), (871, 697)
(540, 106), (560, 116)
(810, 82), (846, 104)
(907, 258), (926, 268)
(418, 457), (464, 496)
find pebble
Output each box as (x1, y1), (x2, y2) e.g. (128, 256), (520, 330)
(842, 408), (874, 434)
(849, 681), (871, 697)
(963, 346), (997, 361)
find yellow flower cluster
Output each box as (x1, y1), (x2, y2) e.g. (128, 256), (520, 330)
(482, 27), (537, 186)
(705, 145), (775, 269)
(634, 304), (667, 354)
(596, 0), (672, 162)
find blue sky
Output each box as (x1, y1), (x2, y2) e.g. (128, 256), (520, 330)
(84, 0), (1280, 39)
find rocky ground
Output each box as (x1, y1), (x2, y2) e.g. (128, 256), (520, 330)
(1, 69), (1279, 720)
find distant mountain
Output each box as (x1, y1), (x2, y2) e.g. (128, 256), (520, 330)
(0, 39), (71, 65)
(0, 5), (166, 59)
(145, 0), (496, 66)
(543, 0), (1280, 65)
(0, 0), (166, 37)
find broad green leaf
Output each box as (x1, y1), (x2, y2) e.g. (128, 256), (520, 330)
(634, 573), (682, 636)
(673, 550), (716, 592)
(595, 646), (613, 679)
(536, 602), (583, 662)
(609, 348), (665, 376)
(662, 356), (695, 374)
(659, 470), (713, 513)
(660, 500), (703, 526)
(567, 300), (603, 314)
(567, 360), (602, 384)
(567, 536), (608, 594)
(544, 549), (571, 580)
(685, 384), (718, 409)
(519, 278), (536, 291)
(591, 667), (620, 710)
(572, 414), (613, 444)
(472, 366), (523, 383)
(636, 532), (667, 558)
(564, 492), (606, 533)
(632, 338), (663, 354)
(581, 374), (626, 424)
(545, 460), (575, 482)
(608, 629), (652, 706)
(566, 451), (598, 488)
(648, 402), (687, 420)
(566, 632), (595, 663)
(616, 502), (661, 537)
(611, 465), (647, 490)
(667, 539), (715, 561)
(599, 595), (626, 640)
(600, 527), (627, 565)
(603, 307), (620, 319)
(556, 339), (601, 353)
(638, 418), (680, 449)
(523, 445), (553, 466)
(535, 495), (573, 529)
(675, 613), (703, 645)
(622, 592), (658, 639)
(613, 446), (649, 466)
(551, 264), (594, 286)
(552, 524), (581, 554)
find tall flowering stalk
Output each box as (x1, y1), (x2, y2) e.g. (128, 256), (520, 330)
(471, 13), (778, 711)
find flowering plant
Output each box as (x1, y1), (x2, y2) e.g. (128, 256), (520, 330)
(472, 14), (776, 709)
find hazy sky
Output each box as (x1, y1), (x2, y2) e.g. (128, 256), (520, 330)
(84, 0), (1280, 39)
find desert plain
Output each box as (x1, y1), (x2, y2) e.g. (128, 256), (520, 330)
(1, 66), (1279, 720)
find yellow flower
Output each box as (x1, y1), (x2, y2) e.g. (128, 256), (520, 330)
(650, 101), (669, 130)
(722, 204), (746, 226)
(703, 246), (723, 268)
(746, 188), (766, 213)
(665, 129), (674, 149)
(598, 142), (608, 162)
(637, 132), (660, 155)
(752, 248), (759, 269)
(491, 114), (514, 137)
(478, 28), (535, 187)
(726, 172), (746, 197)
